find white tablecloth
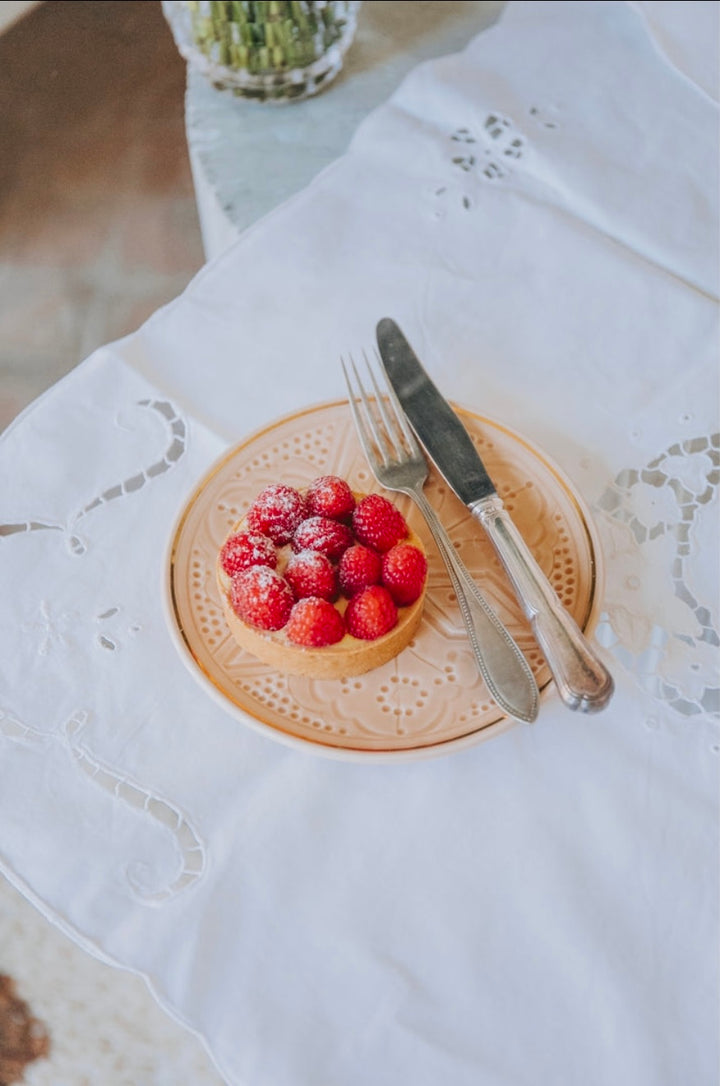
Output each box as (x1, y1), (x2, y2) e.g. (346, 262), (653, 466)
(1, 3), (718, 1084)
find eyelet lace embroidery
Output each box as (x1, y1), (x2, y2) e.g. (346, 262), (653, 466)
(594, 432), (719, 720)
(0, 706), (206, 902)
(435, 105), (560, 209)
(0, 399), (186, 556)
(433, 110), (717, 726)
(1, 397), (205, 902)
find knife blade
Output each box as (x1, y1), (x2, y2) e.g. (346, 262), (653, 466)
(376, 317), (614, 713)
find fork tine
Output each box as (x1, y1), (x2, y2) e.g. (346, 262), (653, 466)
(340, 355), (372, 463)
(346, 353), (395, 467)
(341, 354), (389, 469)
(361, 349), (406, 462)
(371, 346), (424, 459)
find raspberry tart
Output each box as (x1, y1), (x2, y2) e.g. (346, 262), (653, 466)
(216, 477), (427, 679)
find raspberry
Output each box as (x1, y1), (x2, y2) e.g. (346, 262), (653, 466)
(352, 494), (408, 553)
(219, 531), (277, 577)
(285, 550), (338, 602)
(292, 516), (353, 560)
(305, 475), (356, 521)
(381, 543), (427, 605)
(246, 484), (307, 545)
(338, 544), (383, 597)
(229, 566), (293, 631)
(286, 597), (346, 647)
(345, 585), (398, 641)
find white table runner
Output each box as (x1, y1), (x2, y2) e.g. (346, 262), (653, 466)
(1, 3), (717, 1083)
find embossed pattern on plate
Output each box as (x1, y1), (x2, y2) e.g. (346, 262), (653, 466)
(165, 401), (602, 760)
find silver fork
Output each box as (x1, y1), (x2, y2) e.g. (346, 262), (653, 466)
(342, 352), (539, 725)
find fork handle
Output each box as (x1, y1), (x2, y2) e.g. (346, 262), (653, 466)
(470, 495), (614, 713)
(409, 487), (539, 724)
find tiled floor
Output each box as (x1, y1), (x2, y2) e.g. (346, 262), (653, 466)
(0, 2), (227, 1082)
(0, 0), (205, 434)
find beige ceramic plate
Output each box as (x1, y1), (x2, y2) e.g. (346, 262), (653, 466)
(164, 401), (603, 761)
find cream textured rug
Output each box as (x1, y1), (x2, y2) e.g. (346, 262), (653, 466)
(0, 876), (224, 1085)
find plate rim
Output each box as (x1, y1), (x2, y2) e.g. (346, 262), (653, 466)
(162, 399), (604, 762)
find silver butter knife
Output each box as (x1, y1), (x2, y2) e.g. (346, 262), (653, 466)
(342, 353), (539, 725)
(376, 318), (614, 714)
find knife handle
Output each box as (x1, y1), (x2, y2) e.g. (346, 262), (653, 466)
(470, 496), (614, 713)
(409, 487), (539, 724)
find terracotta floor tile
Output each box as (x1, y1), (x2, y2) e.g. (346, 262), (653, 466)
(0, 0), (205, 432)
(0, 265), (89, 355)
(0, 191), (116, 266)
(119, 192), (205, 276)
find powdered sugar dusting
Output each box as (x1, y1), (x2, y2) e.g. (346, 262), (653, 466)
(287, 548), (328, 570)
(247, 484), (307, 544)
(221, 477), (425, 646)
(292, 516), (353, 559)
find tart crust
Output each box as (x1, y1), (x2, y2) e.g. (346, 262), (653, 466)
(216, 503), (427, 679)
